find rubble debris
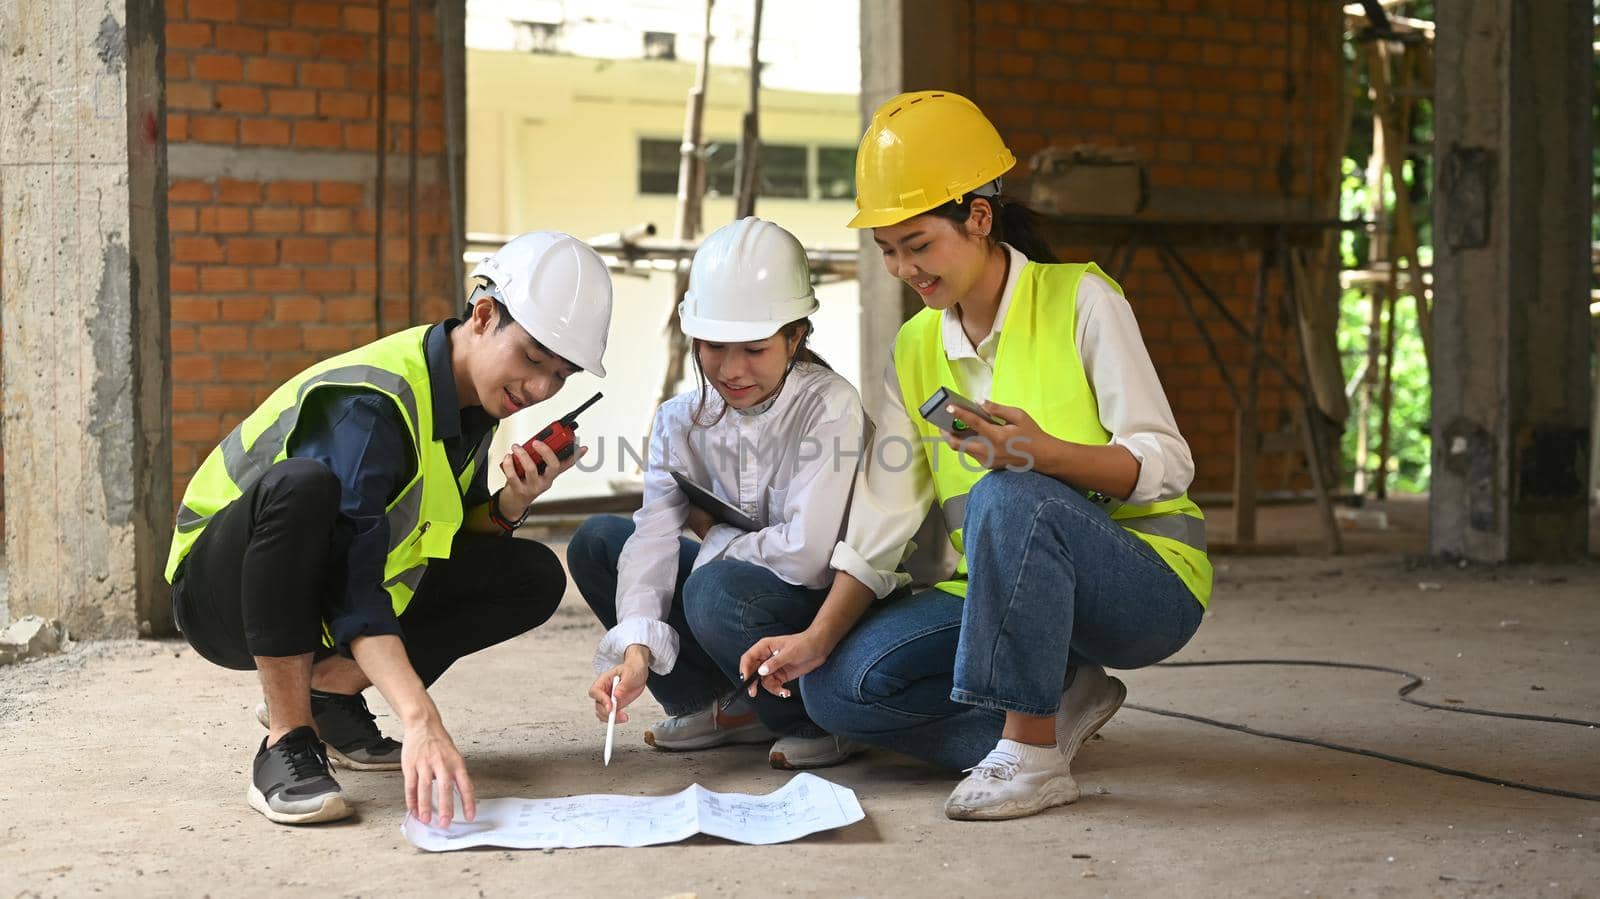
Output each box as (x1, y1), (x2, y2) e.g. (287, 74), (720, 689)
(0, 616), (69, 667)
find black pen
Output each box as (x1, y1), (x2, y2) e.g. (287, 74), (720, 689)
(722, 650), (782, 708)
(719, 671), (760, 711)
(738, 669), (762, 694)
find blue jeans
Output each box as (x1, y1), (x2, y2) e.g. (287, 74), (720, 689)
(567, 515), (829, 736)
(803, 470), (1205, 770)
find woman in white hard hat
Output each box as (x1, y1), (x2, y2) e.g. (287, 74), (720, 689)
(166, 232), (614, 827)
(569, 217), (868, 771)
(735, 92), (1214, 819)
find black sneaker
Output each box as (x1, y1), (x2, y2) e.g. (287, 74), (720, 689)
(253, 690), (404, 771)
(247, 726), (353, 825)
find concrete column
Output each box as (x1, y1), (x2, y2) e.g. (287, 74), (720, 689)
(1593, 313), (1600, 503)
(857, 1), (973, 585)
(1431, 0), (1593, 561)
(857, 0), (973, 416)
(0, 0), (172, 635)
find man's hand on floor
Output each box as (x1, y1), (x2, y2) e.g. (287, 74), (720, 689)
(402, 716), (476, 828)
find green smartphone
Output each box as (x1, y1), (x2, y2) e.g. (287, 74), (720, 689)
(918, 386), (1004, 433)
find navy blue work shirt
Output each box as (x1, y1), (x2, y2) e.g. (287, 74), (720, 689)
(284, 318), (498, 655)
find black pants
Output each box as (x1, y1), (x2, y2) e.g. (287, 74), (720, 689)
(172, 457), (566, 686)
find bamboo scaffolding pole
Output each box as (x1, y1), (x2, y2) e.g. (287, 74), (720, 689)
(1372, 39), (1423, 499)
(1354, 41), (1386, 496)
(1347, 27), (1430, 498)
(732, 0), (764, 220)
(1368, 37), (1431, 365)
(653, 0), (715, 410)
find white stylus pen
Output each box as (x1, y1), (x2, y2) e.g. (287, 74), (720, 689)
(603, 674), (620, 766)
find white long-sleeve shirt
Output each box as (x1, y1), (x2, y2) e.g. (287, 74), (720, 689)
(830, 244), (1195, 600)
(595, 362), (867, 674)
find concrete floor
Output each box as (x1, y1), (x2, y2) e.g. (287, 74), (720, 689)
(2, 503), (1598, 897)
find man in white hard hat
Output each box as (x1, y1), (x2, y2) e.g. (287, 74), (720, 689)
(166, 232), (613, 826)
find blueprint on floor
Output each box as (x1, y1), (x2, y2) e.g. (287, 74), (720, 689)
(401, 772), (865, 851)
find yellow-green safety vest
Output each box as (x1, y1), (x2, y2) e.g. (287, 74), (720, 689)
(165, 326), (485, 635)
(892, 261), (1214, 606)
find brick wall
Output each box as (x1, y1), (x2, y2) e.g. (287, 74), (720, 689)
(163, 0), (460, 499)
(969, 0), (1345, 496)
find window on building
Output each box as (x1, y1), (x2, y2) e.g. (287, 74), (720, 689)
(760, 143), (810, 199)
(816, 146), (855, 200)
(643, 31), (677, 60)
(638, 138), (682, 195)
(638, 138), (848, 200)
(510, 21), (560, 54)
(641, 139), (739, 197)
(703, 142), (739, 196)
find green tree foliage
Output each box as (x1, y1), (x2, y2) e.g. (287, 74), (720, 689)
(1337, 285), (1431, 493)
(1337, 27), (1433, 495)
(1338, 4), (1597, 496)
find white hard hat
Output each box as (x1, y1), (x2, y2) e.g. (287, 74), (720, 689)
(470, 232), (613, 377)
(679, 217), (819, 342)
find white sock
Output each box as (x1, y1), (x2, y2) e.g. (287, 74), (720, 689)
(993, 738), (1064, 770)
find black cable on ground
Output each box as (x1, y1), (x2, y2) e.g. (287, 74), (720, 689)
(1125, 659), (1600, 802)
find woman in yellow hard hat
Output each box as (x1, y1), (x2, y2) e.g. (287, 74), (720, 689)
(735, 91), (1213, 820)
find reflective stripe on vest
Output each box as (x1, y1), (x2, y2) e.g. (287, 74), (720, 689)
(174, 364), (427, 554)
(217, 365), (420, 489)
(384, 563), (427, 594)
(176, 503), (206, 533)
(1117, 511), (1207, 552)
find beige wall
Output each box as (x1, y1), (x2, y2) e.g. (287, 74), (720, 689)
(467, 50), (865, 501)
(467, 50), (860, 245)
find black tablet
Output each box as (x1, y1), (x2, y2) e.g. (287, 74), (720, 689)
(671, 472), (761, 532)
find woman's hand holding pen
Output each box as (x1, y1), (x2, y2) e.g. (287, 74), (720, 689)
(739, 572), (877, 700)
(737, 630), (836, 699)
(589, 644), (650, 723)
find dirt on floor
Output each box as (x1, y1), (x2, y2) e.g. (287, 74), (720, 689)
(2, 509), (1598, 897)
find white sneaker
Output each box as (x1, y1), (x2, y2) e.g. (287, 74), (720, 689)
(769, 732), (866, 770)
(944, 739), (1080, 821)
(644, 695), (777, 751)
(1055, 664), (1126, 766)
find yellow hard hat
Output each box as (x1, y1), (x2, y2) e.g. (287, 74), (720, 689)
(848, 90), (1016, 230)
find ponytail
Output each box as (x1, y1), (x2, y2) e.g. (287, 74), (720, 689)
(993, 196), (1059, 264)
(925, 191), (1060, 264)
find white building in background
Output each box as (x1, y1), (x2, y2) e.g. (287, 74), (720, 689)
(465, 0), (864, 502)
(466, 0), (860, 94)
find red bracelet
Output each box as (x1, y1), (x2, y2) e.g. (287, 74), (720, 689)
(488, 488), (526, 533)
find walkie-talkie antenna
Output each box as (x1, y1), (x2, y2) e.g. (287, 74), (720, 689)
(562, 391), (603, 424)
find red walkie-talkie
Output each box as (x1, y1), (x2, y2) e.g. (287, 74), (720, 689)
(513, 391), (602, 477)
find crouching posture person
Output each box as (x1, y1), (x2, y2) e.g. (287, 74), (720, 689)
(570, 217), (868, 770)
(741, 93), (1213, 821)
(166, 232), (613, 825)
